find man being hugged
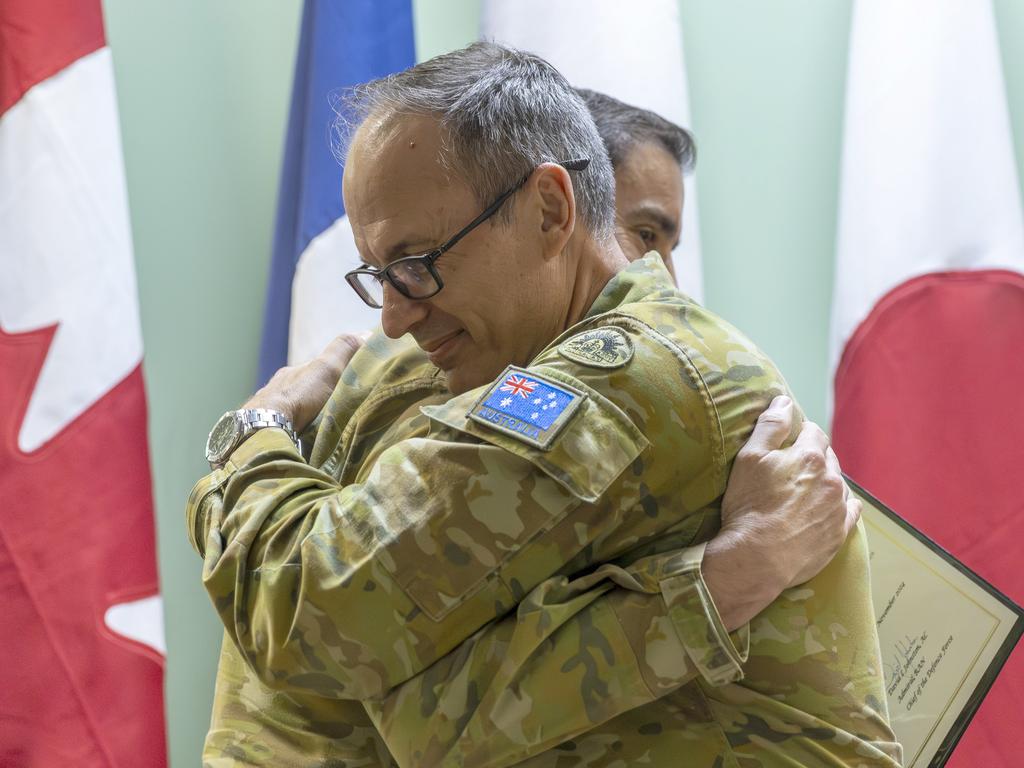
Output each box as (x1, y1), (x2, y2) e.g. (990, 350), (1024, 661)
(188, 43), (901, 767)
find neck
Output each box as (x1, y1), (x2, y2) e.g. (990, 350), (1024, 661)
(562, 233), (630, 330)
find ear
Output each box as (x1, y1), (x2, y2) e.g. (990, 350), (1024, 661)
(530, 163), (576, 260)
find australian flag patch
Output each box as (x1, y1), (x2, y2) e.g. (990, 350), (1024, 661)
(468, 365), (586, 450)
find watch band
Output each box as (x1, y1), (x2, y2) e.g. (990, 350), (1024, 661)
(207, 407), (303, 469)
(236, 408), (301, 452)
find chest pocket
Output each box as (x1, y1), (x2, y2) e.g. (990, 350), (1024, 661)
(382, 368), (649, 623)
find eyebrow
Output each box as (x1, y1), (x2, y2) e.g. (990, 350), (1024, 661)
(630, 204), (680, 238)
(386, 239), (428, 261)
(363, 237), (436, 269)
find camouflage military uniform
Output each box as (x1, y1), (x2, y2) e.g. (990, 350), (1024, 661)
(188, 254), (903, 767)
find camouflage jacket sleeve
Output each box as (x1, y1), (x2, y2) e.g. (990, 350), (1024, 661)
(192, 384), (749, 768)
(184, 382), (737, 705)
(185, 321), (758, 663)
(203, 632), (398, 768)
(192, 259), (895, 765)
(362, 541), (749, 767)
(196, 535), (746, 767)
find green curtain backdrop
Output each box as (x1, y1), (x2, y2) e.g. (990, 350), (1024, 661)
(100, 1), (1024, 764)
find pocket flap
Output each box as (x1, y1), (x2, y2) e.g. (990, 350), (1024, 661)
(421, 365), (649, 503)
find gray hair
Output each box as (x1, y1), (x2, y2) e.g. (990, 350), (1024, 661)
(335, 42), (616, 238)
(576, 88), (696, 174)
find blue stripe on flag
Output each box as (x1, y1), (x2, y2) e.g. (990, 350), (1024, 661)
(257, 0), (415, 385)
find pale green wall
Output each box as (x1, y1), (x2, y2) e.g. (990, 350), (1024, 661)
(103, 3), (303, 766)
(100, 1), (1024, 764)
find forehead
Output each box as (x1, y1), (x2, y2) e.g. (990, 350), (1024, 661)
(614, 140), (684, 206)
(343, 113), (476, 263)
(344, 113), (451, 210)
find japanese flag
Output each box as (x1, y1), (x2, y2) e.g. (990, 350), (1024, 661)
(830, 1), (1024, 764)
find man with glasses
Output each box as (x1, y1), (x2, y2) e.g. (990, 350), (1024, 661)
(189, 43), (900, 767)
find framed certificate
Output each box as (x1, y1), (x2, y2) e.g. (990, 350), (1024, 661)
(850, 478), (1024, 767)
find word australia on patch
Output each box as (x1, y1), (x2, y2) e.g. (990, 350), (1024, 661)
(468, 366), (585, 450)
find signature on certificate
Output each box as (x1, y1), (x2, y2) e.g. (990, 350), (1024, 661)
(885, 630), (927, 696)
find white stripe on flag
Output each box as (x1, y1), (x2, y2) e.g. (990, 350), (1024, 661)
(289, 215), (381, 365)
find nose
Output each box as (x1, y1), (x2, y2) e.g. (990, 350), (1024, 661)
(380, 283), (429, 339)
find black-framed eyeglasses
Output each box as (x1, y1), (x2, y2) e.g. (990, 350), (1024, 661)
(345, 158), (590, 309)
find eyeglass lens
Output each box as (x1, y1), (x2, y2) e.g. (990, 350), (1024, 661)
(350, 258), (440, 308)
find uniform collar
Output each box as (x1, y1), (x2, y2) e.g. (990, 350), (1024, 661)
(584, 252), (676, 319)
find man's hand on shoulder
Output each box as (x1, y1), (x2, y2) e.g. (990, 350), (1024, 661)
(702, 395), (861, 631)
(244, 332), (368, 431)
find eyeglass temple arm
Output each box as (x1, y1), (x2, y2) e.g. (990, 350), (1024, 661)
(435, 186), (519, 258)
(434, 158), (591, 258)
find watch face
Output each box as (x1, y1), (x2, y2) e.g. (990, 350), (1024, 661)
(206, 412), (240, 463)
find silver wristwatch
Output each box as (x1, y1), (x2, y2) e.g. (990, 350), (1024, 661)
(205, 408), (301, 468)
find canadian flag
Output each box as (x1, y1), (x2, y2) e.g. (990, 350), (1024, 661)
(830, 1), (1024, 765)
(0, 1), (167, 766)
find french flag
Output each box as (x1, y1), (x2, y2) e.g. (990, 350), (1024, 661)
(0, 0), (166, 765)
(830, 1), (1024, 764)
(257, 0), (415, 381)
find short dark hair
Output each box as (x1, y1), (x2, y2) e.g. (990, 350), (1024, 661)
(576, 88), (696, 175)
(336, 43), (616, 238)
